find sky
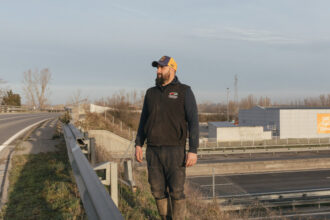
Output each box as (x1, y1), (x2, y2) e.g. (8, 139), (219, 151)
(1, 0), (330, 105)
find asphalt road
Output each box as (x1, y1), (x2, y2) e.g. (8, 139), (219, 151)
(0, 113), (60, 146)
(187, 170), (330, 198)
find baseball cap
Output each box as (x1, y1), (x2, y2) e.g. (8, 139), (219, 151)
(152, 55), (177, 71)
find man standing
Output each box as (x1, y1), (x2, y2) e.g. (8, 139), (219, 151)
(135, 56), (199, 220)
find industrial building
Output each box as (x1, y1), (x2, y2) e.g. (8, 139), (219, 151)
(239, 106), (330, 139)
(208, 121), (271, 142)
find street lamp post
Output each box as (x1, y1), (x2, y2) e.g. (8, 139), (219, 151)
(227, 88), (229, 121)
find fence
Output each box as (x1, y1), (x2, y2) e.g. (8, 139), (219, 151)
(197, 137), (330, 155)
(200, 137), (330, 148)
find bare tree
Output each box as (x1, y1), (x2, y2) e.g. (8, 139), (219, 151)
(258, 96), (272, 107)
(22, 68), (52, 110)
(240, 94), (257, 109)
(70, 89), (82, 105)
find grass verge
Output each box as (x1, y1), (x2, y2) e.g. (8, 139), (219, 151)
(118, 169), (159, 220)
(0, 140), (86, 220)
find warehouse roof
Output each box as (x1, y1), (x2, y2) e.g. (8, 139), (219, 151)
(208, 121), (236, 127)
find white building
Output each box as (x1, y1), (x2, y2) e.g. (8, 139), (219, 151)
(208, 121), (271, 142)
(239, 106), (330, 139)
(90, 104), (112, 113)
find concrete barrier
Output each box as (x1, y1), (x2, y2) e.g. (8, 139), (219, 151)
(88, 130), (133, 158)
(187, 158), (330, 176)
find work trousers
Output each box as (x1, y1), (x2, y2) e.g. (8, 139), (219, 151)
(146, 145), (186, 200)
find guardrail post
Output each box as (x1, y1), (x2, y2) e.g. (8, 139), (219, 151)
(212, 168), (215, 199)
(93, 161), (119, 206)
(93, 162), (111, 185)
(90, 137), (96, 166)
(111, 162), (118, 206)
(124, 160), (136, 191)
(292, 201), (295, 211)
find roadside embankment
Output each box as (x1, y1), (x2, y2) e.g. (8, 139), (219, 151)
(187, 157), (330, 176)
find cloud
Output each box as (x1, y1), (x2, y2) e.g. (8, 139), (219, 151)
(191, 26), (306, 45)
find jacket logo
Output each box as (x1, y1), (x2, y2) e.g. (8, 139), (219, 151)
(168, 92), (178, 99)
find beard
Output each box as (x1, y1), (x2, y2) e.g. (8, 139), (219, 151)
(155, 76), (165, 86)
(155, 70), (170, 86)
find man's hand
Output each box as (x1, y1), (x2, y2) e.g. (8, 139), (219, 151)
(185, 152), (197, 167)
(135, 146), (143, 162)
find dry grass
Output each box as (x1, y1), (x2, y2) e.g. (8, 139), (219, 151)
(184, 183), (233, 220)
(118, 168), (159, 220)
(76, 112), (135, 141)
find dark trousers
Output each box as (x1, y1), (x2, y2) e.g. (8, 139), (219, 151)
(146, 145), (186, 200)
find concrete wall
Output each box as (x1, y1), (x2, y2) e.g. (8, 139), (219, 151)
(88, 130), (133, 158)
(280, 109), (330, 139)
(90, 104), (111, 114)
(215, 127), (272, 142)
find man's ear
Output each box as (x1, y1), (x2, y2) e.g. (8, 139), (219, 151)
(170, 67), (176, 75)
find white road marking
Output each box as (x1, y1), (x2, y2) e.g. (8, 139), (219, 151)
(249, 211), (330, 219)
(0, 118), (51, 152)
(201, 183), (232, 187)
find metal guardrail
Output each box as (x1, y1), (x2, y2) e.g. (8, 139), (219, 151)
(212, 188), (330, 211)
(0, 105), (28, 112)
(63, 123), (123, 220)
(0, 105), (65, 113)
(200, 137), (330, 148)
(198, 144), (330, 155)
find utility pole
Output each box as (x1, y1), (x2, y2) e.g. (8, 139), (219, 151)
(104, 99), (106, 121)
(234, 75), (238, 116)
(227, 88), (230, 121)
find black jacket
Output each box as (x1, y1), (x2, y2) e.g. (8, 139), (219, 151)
(135, 76), (199, 153)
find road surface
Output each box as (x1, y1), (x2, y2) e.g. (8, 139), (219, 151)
(188, 169), (330, 198)
(0, 113), (60, 146)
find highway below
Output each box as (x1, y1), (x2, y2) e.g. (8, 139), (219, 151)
(190, 150), (330, 218)
(0, 113), (60, 147)
(188, 169), (330, 198)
